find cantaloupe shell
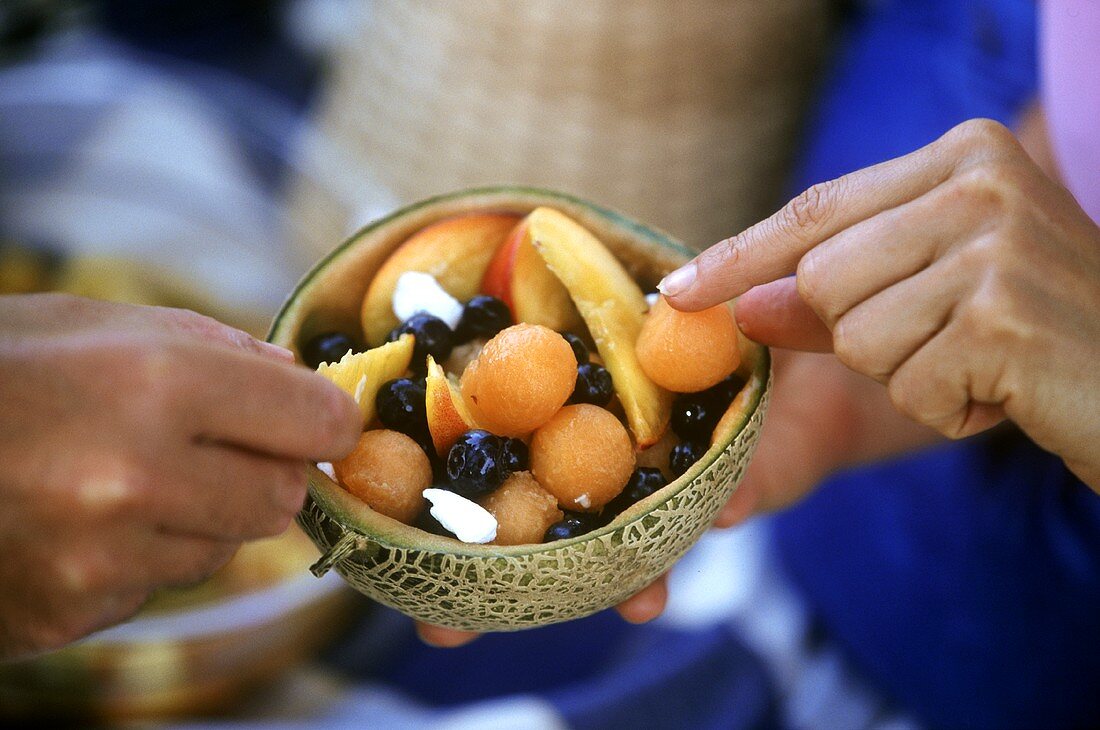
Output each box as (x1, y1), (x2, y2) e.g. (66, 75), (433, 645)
(269, 187), (771, 631)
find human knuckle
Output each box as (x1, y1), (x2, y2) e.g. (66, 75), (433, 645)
(70, 455), (148, 518)
(831, 319), (861, 367)
(50, 548), (110, 593)
(947, 118), (1018, 156)
(968, 275), (1034, 349)
(955, 233), (1002, 271)
(953, 163), (1014, 211)
(795, 253), (827, 309)
(886, 375), (922, 421)
(706, 235), (744, 274)
(784, 180), (836, 232)
(129, 349), (181, 412)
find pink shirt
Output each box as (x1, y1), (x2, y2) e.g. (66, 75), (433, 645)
(1041, 1), (1100, 223)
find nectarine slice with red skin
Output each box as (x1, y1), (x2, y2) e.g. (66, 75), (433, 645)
(482, 219), (584, 332)
(425, 355), (478, 456)
(361, 213), (520, 345)
(481, 222), (519, 311)
(525, 207), (672, 448)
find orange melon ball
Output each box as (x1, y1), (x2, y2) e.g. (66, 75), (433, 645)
(460, 323), (577, 437)
(635, 296), (740, 392)
(530, 404), (636, 512)
(479, 471), (564, 546)
(333, 429), (431, 524)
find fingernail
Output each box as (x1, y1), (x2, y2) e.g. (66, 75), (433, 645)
(657, 262), (697, 297)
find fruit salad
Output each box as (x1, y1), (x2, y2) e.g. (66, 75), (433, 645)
(301, 207), (746, 546)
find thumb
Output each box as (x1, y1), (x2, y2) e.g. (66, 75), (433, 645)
(734, 278), (833, 352)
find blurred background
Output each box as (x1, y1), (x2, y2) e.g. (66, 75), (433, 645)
(0, 0), (836, 725)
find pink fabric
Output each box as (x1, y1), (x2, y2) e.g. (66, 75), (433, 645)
(1041, 1), (1100, 223)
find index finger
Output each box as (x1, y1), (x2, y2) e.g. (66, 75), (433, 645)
(659, 132), (961, 311)
(176, 343), (362, 461)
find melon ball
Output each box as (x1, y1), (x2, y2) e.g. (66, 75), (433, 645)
(530, 404), (636, 512)
(333, 429), (431, 524)
(460, 323), (577, 437)
(479, 471), (564, 545)
(635, 296), (740, 392)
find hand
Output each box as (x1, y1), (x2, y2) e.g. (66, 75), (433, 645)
(0, 294), (361, 659)
(659, 118), (1100, 491)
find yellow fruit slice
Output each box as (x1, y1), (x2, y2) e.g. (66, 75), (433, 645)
(317, 334), (414, 425)
(526, 207), (672, 447)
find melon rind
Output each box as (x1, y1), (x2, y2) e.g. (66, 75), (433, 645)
(269, 187), (771, 631)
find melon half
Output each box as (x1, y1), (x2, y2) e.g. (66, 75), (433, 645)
(268, 187), (770, 632)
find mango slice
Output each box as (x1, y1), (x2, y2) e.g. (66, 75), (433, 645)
(317, 334), (414, 426)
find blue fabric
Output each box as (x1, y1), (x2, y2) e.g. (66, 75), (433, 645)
(326, 606), (779, 729)
(793, 0), (1037, 187)
(775, 0), (1100, 727)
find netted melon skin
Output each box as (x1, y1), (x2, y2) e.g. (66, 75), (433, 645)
(296, 384), (768, 631)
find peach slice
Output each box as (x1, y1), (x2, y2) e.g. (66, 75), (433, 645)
(526, 207), (672, 447)
(482, 219), (584, 332)
(361, 213), (520, 345)
(316, 334), (414, 426)
(425, 354), (478, 456)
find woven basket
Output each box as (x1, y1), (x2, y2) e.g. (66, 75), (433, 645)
(287, 0), (829, 267)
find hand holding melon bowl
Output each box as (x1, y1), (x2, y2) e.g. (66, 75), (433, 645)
(268, 188), (770, 633)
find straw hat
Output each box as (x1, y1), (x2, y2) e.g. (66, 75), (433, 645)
(289, 0), (829, 262)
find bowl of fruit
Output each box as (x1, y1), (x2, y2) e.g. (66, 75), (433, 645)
(268, 187), (770, 631)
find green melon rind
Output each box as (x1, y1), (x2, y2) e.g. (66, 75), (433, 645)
(270, 186), (771, 630)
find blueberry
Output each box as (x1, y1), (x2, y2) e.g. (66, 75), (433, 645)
(701, 375), (744, 409)
(560, 332), (589, 364)
(501, 437), (529, 473)
(671, 395), (722, 441)
(376, 378), (430, 443)
(456, 295), (512, 341)
(446, 429), (508, 498)
(670, 440), (707, 477)
(300, 331), (357, 369)
(388, 313), (454, 373)
(604, 467), (668, 517)
(569, 362), (614, 407)
(413, 506), (452, 538)
(543, 512), (601, 542)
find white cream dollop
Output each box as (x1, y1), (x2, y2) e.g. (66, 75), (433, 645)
(422, 488), (498, 544)
(392, 271), (464, 330)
